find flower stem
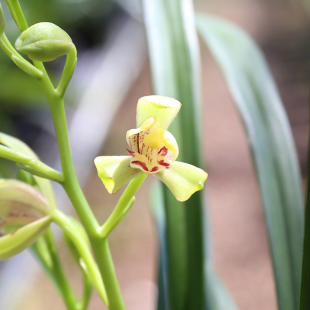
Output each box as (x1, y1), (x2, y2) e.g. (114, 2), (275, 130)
(38, 68), (126, 309)
(44, 230), (78, 310)
(1, 2), (128, 309)
(52, 210), (108, 306)
(31, 229), (78, 310)
(79, 272), (93, 310)
(91, 237), (126, 310)
(100, 173), (147, 238)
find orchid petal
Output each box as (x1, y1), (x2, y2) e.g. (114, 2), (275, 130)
(94, 156), (142, 194)
(0, 216), (51, 260)
(155, 161), (208, 202)
(0, 180), (51, 232)
(136, 96), (181, 130)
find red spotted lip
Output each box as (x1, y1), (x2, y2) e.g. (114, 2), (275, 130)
(158, 160), (170, 168)
(131, 160), (149, 172)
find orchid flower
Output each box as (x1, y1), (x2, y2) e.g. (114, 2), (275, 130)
(95, 96), (207, 202)
(0, 179), (52, 259)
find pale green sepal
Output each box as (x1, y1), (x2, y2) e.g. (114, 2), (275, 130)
(12, 55), (43, 79)
(155, 161), (208, 202)
(0, 132), (56, 207)
(33, 236), (53, 268)
(79, 258), (108, 305)
(0, 3), (5, 35)
(63, 217), (89, 265)
(94, 156), (142, 194)
(136, 96), (181, 129)
(0, 179), (51, 230)
(15, 22), (74, 62)
(0, 216), (52, 260)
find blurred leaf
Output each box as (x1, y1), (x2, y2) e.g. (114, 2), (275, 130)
(151, 183), (170, 310)
(196, 14), (304, 310)
(143, 1), (209, 309)
(0, 64), (44, 105)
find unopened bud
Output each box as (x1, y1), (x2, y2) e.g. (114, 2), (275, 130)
(15, 22), (74, 62)
(0, 180), (52, 259)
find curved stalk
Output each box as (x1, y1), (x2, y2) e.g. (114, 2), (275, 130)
(52, 210), (109, 306)
(99, 174), (147, 238)
(32, 229), (78, 310)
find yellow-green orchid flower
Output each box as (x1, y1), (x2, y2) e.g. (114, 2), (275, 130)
(95, 96), (208, 202)
(0, 179), (52, 259)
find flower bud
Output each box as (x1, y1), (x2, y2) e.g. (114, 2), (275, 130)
(15, 22), (74, 62)
(0, 3), (5, 35)
(0, 180), (52, 259)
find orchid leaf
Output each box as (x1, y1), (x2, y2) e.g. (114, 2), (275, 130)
(196, 14), (304, 310)
(143, 1), (207, 309)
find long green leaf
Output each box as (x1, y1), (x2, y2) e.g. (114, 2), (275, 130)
(143, 0), (205, 309)
(196, 14), (304, 310)
(151, 184), (170, 310)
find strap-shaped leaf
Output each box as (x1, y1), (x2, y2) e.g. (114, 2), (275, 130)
(196, 14), (304, 310)
(0, 132), (56, 206)
(143, 0), (205, 308)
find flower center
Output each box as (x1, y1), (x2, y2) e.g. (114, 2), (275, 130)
(126, 118), (179, 174)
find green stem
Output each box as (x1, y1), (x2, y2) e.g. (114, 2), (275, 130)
(34, 56), (126, 310)
(52, 210), (109, 306)
(100, 173), (147, 238)
(45, 230), (78, 310)
(56, 47), (77, 97)
(91, 237), (126, 310)
(0, 4), (127, 306)
(0, 2), (128, 309)
(31, 229), (78, 310)
(0, 145), (63, 182)
(5, 0), (28, 31)
(38, 83), (99, 235)
(79, 273), (93, 310)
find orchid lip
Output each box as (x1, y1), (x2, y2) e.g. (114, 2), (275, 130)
(126, 120), (175, 174)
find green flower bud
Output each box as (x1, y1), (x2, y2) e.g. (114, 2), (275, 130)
(0, 3), (5, 35)
(15, 22), (74, 62)
(0, 179), (52, 259)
